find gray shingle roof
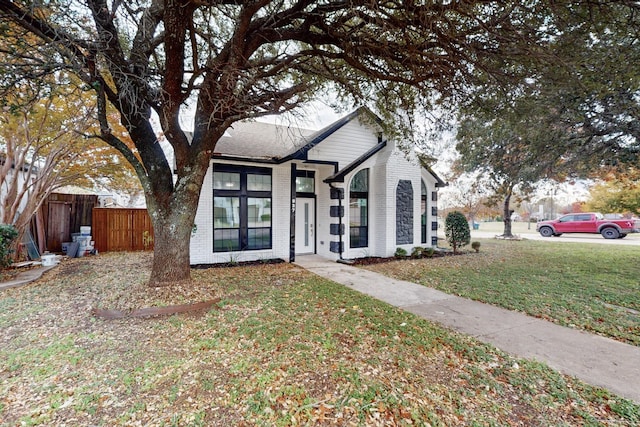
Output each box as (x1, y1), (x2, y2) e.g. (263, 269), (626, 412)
(212, 108), (376, 161)
(213, 121), (315, 160)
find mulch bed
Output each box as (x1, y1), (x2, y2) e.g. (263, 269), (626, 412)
(191, 258), (284, 269)
(350, 252), (451, 266)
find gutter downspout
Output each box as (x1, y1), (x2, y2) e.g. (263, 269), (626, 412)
(329, 183), (344, 260)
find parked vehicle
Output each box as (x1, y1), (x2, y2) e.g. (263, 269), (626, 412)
(536, 213), (640, 239)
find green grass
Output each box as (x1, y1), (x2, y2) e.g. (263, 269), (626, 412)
(0, 252), (638, 425)
(365, 239), (640, 346)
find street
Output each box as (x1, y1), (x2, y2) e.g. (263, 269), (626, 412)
(469, 228), (640, 246)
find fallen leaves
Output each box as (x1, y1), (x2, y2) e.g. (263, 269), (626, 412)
(0, 252), (638, 426)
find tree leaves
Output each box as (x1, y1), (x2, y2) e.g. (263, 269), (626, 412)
(585, 168), (640, 215)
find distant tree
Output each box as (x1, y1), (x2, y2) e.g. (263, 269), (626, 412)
(518, 201), (537, 228)
(0, 76), (141, 253)
(584, 170), (640, 216)
(570, 201), (584, 213)
(445, 211), (470, 254)
(441, 171), (490, 225)
(454, 4), (640, 236)
(454, 106), (559, 237)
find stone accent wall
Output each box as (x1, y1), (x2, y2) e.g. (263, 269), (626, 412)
(396, 180), (413, 244)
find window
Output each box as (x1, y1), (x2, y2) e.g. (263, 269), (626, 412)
(296, 170), (315, 195)
(213, 172), (240, 190)
(421, 180), (427, 244)
(248, 174), (271, 191)
(349, 169), (369, 248)
(213, 165), (272, 252)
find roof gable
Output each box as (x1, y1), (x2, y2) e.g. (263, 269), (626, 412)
(211, 107), (383, 163)
(282, 107), (382, 162)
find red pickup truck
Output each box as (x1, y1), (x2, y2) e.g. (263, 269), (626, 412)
(536, 213), (640, 239)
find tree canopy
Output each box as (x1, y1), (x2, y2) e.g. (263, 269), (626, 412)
(453, 3), (640, 235)
(454, 98), (569, 236)
(534, 4), (640, 167)
(2, 0), (634, 284)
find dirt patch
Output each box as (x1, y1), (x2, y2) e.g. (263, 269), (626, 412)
(92, 298), (221, 319)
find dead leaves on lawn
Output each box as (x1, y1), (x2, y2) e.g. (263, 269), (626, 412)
(0, 252), (637, 426)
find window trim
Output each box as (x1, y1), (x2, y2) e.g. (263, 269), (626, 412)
(421, 180), (427, 244)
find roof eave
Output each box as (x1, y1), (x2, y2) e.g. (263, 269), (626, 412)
(424, 165), (447, 187)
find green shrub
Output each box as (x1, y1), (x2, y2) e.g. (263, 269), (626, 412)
(423, 247), (435, 257)
(411, 247), (424, 258)
(0, 224), (19, 268)
(394, 247), (408, 257)
(445, 211), (470, 254)
(472, 241), (481, 253)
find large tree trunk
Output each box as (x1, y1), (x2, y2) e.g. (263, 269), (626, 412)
(502, 193), (513, 238)
(145, 155), (209, 286)
(148, 203), (197, 286)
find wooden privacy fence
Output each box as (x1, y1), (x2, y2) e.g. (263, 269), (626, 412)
(92, 208), (154, 252)
(38, 193), (99, 253)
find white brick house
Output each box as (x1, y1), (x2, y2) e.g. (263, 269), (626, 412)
(190, 108), (445, 265)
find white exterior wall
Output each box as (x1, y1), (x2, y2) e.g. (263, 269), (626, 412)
(190, 160), (292, 264)
(340, 143), (441, 260)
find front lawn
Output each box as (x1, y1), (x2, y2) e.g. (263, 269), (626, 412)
(364, 239), (640, 346)
(0, 252), (638, 425)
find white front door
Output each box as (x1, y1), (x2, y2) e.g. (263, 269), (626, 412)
(295, 198), (315, 254)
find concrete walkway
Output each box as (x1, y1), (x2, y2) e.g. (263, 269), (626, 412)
(294, 255), (640, 404)
(0, 265), (56, 291)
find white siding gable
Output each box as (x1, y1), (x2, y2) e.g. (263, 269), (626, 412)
(306, 118), (381, 169)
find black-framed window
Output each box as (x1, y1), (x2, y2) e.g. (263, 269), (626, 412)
(421, 180), (427, 244)
(213, 165), (272, 252)
(349, 169), (369, 248)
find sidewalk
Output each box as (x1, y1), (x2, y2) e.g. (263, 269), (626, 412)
(294, 255), (640, 404)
